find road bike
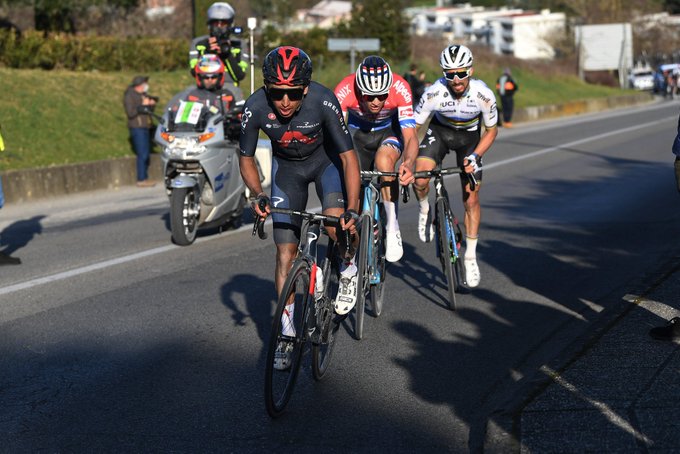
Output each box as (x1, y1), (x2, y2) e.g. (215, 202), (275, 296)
(410, 166), (476, 311)
(254, 206), (346, 417)
(352, 170), (394, 340)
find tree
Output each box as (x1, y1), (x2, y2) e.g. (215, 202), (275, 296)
(344, 0), (410, 62)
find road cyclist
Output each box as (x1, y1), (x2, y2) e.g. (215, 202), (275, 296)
(334, 55), (418, 264)
(238, 46), (361, 371)
(333, 56), (417, 338)
(413, 44), (499, 289)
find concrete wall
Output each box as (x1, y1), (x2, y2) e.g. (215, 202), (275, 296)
(0, 92), (655, 206)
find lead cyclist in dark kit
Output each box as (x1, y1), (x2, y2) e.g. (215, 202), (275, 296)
(238, 46), (361, 369)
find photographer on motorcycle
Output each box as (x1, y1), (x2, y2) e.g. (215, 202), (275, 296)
(189, 2), (247, 101)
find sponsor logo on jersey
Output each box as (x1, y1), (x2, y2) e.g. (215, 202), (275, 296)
(278, 130), (318, 147)
(393, 79), (412, 104)
(477, 92), (490, 103)
(268, 112), (276, 120)
(335, 84), (351, 103)
(298, 121), (320, 129)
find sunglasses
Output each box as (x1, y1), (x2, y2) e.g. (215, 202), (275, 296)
(444, 69), (471, 81)
(268, 87), (305, 101)
(201, 75), (220, 80)
(361, 93), (388, 102)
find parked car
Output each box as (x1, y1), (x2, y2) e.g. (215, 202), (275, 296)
(628, 67), (654, 91)
(654, 63), (680, 94)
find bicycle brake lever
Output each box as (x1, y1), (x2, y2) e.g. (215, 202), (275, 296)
(401, 185), (410, 203)
(468, 172), (477, 191)
(257, 218), (267, 240)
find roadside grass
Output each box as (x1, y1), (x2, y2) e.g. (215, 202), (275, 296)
(1, 61), (630, 172)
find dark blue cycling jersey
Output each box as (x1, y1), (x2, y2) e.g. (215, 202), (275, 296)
(239, 81), (354, 161)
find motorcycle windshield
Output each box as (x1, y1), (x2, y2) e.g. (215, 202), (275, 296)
(168, 100), (213, 133)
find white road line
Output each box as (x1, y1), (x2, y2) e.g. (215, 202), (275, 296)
(0, 114), (673, 297)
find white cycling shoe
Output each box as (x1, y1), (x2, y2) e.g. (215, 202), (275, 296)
(418, 210), (435, 243)
(464, 257), (481, 288)
(273, 341), (293, 371)
(334, 273), (358, 315)
(385, 229), (403, 262)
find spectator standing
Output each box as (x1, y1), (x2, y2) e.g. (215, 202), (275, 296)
(403, 63), (425, 107)
(673, 110), (680, 193)
(123, 75), (157, 187)
(0, 124), (21, 265)
(496, 67), (518, 128)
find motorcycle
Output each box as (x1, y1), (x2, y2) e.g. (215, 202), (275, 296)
(148, 86), (265, 246)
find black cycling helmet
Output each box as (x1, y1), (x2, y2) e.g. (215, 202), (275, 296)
(262, 46), (312, 87)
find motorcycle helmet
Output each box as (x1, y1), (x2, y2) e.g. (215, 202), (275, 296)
(262, 46), (312, 86)
(195, 54), (226, 90)
(440, 44), (474, 70)
(355, 55), (393, 96)
(207, 2), (235, 41)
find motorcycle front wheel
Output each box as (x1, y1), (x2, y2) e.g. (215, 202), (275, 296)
(170, 187), (199, 246)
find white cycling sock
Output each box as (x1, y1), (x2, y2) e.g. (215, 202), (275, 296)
(384, 200), (398, 232)
(418, 197), (429, 214)
(281, 305), (295, 336)
(340, 253), (357, 277)
(465, 236), (478, 260)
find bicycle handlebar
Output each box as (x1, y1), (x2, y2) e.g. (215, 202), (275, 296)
(359, 170), (410, 203)
(412, 166), (477, 192)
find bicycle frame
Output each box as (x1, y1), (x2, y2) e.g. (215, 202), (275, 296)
(360, 172), (387, 286)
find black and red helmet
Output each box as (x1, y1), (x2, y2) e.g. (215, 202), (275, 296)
(262, 46), (312, 86)
(195, 54), (225, 90)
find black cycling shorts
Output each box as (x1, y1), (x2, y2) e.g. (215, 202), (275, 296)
(270, 150), (346, 244)
(349, 126), (403, 171)
(417, 119), (483, 183)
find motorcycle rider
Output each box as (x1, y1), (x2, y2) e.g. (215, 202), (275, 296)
(189, 2), (247, 101)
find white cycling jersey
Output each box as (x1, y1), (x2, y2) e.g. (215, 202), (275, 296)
(414, 77), (498, 132)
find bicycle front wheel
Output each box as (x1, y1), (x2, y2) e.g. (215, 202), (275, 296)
(436, 198), (458, 311)
(353, 213), (372, 340)
(312, 254), (340, 380)
(370, 204), (387, 317)
(264, 259), (311, 418)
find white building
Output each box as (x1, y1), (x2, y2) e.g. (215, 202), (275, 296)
(406, 4), (484, 37)
(455, 7), (524, 45)
(293, 0), (352, 30)
(487, 9), (566, 60)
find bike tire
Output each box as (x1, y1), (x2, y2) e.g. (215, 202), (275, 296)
(371, 204), (387, 317)
(264, 260), (311, 417)
(170, 187), (199, 246)
(353, 213), (372, 340)
(312, 254), (340, 380)
(436, 198), (458, 311)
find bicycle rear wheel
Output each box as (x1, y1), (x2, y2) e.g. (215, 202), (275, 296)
(436, 198), (458, 311)
(264, 259), (311, 417)
(370, 204), (387, 317)
(353, 213), (372, 340)
(312, 254), (340, 380)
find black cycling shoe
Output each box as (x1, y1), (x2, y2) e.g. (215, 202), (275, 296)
(649, 317), (680, 341)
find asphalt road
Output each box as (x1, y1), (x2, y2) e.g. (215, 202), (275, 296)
(1, 100), (679, 452)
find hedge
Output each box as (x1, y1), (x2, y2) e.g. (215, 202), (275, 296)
(0, 30), (186, 71)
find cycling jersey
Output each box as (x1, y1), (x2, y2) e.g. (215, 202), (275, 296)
(334, 74), (416, 132)
(239, 81), (354, 244)
(239, 81), (353, 161)
(415, 77), (498, 131)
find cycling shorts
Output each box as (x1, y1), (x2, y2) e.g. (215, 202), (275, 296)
(349, 126), (403, 171)
(270, 150), (345, 244)
(417, 119), (483, 183)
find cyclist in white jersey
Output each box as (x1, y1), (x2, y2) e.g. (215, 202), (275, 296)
(413, 44), (498, 288)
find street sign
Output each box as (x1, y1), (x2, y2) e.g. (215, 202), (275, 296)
(327, 38), (381, 73)
(327, 38), (380, 52)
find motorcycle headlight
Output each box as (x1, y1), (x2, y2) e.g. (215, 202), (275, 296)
(164, 137), (207, 158)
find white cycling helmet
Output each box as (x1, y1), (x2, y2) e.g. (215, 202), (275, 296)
(206, 2), (235, 23)
(440, 45), (473, 70)
(355, 56), (393, 96)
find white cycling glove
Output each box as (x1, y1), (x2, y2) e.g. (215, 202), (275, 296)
(465, 153), (481, 173)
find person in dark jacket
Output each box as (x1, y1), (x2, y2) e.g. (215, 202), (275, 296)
(403, 63), (425, 107)
(496, 67), (518, 128)
(673, 112), (680, 193)
(123, 75), (157, 187)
